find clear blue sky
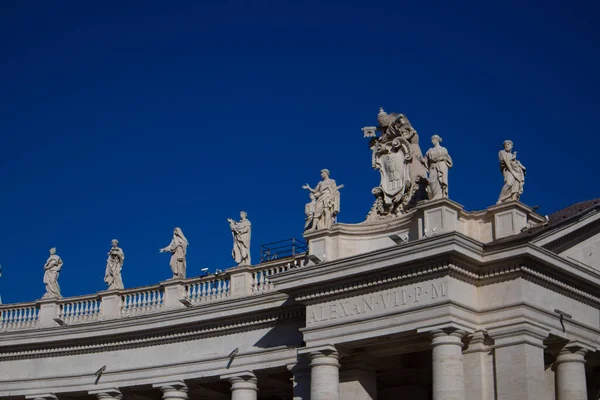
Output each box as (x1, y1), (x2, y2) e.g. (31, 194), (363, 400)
(1, 1), (598, 303)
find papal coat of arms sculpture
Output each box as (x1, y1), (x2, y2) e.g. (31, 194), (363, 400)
(362, 108), (431, 220)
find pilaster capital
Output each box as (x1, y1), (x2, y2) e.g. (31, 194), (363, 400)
(88, 388), (123, 400)
(463, 329), (492, 354)
(487, 324), (548, 350)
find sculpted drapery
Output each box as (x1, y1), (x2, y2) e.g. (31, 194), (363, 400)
(104, 239), (124, 290)
(303, 169), (342, 231)
(229, 212), (251, 266)
(42, 248), (63, 299)
(160, 227), (189, 279)
(422, 135), (453, 200)
(497, 140), (526, 204)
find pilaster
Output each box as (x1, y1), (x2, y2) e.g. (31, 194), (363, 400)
(462, 330), (495, 400)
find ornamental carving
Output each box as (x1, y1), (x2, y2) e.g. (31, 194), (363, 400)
(362, 108), (428, 220)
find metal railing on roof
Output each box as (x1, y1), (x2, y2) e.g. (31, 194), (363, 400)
(259, 238), (307, 263)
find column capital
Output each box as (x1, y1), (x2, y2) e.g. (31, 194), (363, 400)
(221, 370), (258, 393)
(88, 388), (123, 400)
(430, 329), (466, 349)
(554, 345), (588, 367)
(26, 395), (58, 400)
(152, 381), (188, 400)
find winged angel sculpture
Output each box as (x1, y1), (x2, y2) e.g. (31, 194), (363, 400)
(362, 108), (429, 221)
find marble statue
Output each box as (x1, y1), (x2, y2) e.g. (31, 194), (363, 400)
(160, 227), (189, 279)
(422, 134), (453, 200)
(497, 140), (526, 204)
(42, 247), (63, 299)
(302, 169), (343, 231)
(304, 193), (316, 231)
(104, 239), (124, 290)
(228, 211), (251, 266)
(363, 108), (428, 221)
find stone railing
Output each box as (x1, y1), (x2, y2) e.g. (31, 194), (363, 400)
(0, 302), (40, 331)
(0, 254), (305, 332)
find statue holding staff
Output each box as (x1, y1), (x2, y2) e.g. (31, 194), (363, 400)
(160, 227), (189, 279)
(228, 211), (251, 266)
(104, 239), (125, 290)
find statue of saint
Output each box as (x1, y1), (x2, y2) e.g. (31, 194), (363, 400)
(302, 169), (343, 231)
(497, 140), (526, 204)
(42, 247), (63, 299)
(160, 227), (189, 279)
(304, 193), (316, 231)
(422, 135), (453, 200)
(104, 239), (125, 290)
(228, 211), (251, 266)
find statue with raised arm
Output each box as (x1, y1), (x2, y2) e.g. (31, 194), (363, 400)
(228, 211), (251, 266)
(104, 239), (125, 290)
(160, 227), (189, 279)
(302, 169), (344, 231)
(422, 134), (453, 200)
(42, 247), (63, 299)
(497, 140), (526, 204)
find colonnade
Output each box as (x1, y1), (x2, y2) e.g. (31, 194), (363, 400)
(22, 331), (590, 400)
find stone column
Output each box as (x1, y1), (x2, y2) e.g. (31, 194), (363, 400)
(555, 346), (588, 400)
(431, 329), (466, 400)
(89, 389), (123, 400)
(153, 381), (188, 400)
(492, 328), (549, 399)
(308, 346), (340, 400)
(221, 371), (258, 400)
(462, 331), (495, 400)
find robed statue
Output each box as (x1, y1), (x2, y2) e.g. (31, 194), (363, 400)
(228, 211), (251, 266)
(497, 140), (526, 204)
(422, 134), (453, 200)
(42, 247), (63, 299)
(160, 227), (189, 279)
(104, 239), (125, 290)
(303, 169), (343, 231)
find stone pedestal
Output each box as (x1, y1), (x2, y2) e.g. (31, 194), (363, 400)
(153, 381), (188, 400)
(222, 371), (258, 400)
(487, 201), (544, 240)
(493, 329), (548, 399)
(229, 266), (253, 297)
(418, 198), (463, 238)
(302, 345), (340, 400)
(340, 358), (378, 400)
(99, 290), (122, 319)
(431, 329), (466, 400)
(161, 280), (187, 309)
(555, 346), (588, 400)
(37, 299), (60, 327)
(462, 331), (495, 400)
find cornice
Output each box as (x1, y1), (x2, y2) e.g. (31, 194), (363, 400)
(0, 307), (305, 361)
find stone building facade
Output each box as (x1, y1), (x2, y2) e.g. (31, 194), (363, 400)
(0, 198), (599, 400)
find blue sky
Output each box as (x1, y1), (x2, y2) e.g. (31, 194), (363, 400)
(1, 1), (598, 303)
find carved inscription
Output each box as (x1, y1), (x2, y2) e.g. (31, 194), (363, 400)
(307, 280), (447, 325)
